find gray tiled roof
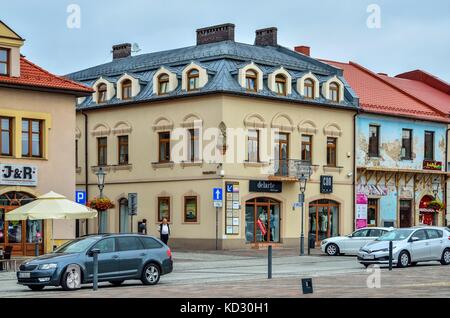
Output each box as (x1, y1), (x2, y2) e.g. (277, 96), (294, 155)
(66, 40), (359, 110)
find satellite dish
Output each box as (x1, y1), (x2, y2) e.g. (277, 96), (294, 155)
(131, 43), (141, 54)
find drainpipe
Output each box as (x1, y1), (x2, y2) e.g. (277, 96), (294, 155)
(82, 110), (89, 235)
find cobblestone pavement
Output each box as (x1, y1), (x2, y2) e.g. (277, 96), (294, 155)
(0, 249), (449, 298)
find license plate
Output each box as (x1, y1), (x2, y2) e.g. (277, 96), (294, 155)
(19, 272), (31, 278)
(363, 254), (375, 260)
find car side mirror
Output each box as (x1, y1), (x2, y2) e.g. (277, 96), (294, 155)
(88, 248), (101, 257)
(410, 237), (419, 243)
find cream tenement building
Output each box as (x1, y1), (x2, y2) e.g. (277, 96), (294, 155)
(68, 24), (359, 249)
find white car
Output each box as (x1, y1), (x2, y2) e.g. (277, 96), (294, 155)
(321, 227), (393, 256)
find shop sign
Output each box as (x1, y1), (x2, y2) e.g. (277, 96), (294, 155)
(423, 160), (442, 171)
(249, 180), (282, 193)
(356, 193), (368, 229)
(320, 176), (333, 194)
(0, 164), (38, 186)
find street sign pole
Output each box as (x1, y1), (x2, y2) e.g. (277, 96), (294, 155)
(216, 206), (219, 250)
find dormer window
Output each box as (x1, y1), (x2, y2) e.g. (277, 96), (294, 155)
(246, 70), (258, 92)
(0, 48), (9, 76)
(97, 84), (107, 103)
(275, 74), (287, 96)
(304, 78), (315, 99)
(187, 69), (200, 91)
(121, 79), (132, 100)
(158, 74), (170, 95)
(329, 82), (339, 102)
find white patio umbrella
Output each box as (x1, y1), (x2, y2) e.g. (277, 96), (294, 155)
(5, 191), (98, 250)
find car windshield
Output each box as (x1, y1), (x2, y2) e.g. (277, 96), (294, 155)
(54, 237), (101, 254)
(376, 229), (414, 241)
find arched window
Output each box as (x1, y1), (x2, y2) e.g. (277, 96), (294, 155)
(121, 79), (132, 100)
(97, 84), (107, 103)
(158, 73), (170, 95)
(309, 199), (340, 245)
(245, 69), (258, 92)
(329, 82), (340, 102)
(187, 69), (200, 91)
(118, 198), (129, 233)
(275, 74), (287, 96)
(304, 78), (315, 99)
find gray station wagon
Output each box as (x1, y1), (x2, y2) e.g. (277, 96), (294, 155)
(16, 234), (173, 291)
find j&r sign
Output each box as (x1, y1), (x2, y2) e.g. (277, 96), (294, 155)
(0, 164), (38, 186)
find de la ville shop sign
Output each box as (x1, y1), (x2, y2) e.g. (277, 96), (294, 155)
(0, 164), (38, 186)
(249, 180), (282, 193)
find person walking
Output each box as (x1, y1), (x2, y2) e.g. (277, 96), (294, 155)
(138, 219), (148, 235)
(159, 218), (170, 245)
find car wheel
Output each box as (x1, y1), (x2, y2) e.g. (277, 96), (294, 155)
(440, 249), (450, 265)
(27, 285), (45, 291)
(61, 265), (82, 291)
(109, 280), (125, 286)
(325, 243), (339, 256)
(397, 251), (410, 268)
(141, 263), (160, 286)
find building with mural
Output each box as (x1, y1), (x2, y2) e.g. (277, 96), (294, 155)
(323, 60), (449, 228)
(0, 21), (92, 255)
(67, 24), (359, 249)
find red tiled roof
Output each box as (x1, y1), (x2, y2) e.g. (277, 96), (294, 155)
(321, 59), (450, 123)
(0, 56), (93, 95)
(381, 74), (450, 114)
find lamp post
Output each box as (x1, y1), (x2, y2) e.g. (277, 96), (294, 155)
(95, 167), (106, 233)
(299, 173), (308, 256)
(432, 178), (440, 198)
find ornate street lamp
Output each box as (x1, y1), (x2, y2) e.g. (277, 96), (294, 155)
(432, 178), (440, 198)
(95, 167), (106, 233)
(96, 167), (106, 199)
(299, 173), (308, 256)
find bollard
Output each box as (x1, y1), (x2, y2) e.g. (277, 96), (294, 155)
(307, 238), (311, 256)
(268, 245), (272, 279)
(35, 242), (39, 256)
(91, 248), (100, 291)
(388, 240), (393, 271)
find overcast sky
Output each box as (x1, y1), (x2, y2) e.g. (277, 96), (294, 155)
(3, 0), (450, 80)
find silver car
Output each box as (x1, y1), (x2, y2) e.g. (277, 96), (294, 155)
(357, 226), (450, 268)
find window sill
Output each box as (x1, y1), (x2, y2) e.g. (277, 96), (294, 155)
(151, 162), (174, 169)
(19, 156), (47, 161)
(243, 161), (270, 168)
(181, 161), (203, 168)
(323, 165), (344, 173)
(111, 164), (133, 172)
(91, 165), (112, 173)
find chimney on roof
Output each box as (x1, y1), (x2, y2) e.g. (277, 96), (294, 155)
(112, 43), (132, 60)
(294, 46), (310, 56)
(196, 23), (235, 45)
(255, 27), (278, 46)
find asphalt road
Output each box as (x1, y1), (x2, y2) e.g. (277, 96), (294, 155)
(0, 249), (448, 298)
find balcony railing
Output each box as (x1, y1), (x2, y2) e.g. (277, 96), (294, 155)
(269, 159), (313, 179)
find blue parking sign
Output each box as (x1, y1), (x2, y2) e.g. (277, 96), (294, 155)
(76, 191), (86, 205)
(213, 188), (223, 201)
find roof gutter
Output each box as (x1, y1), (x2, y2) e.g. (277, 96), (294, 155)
(0, 82), (93, 97)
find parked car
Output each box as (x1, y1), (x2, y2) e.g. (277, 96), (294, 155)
(357, 226), (450, 268)
(320, 227), (393, 256)
(16, 233), (173, 291)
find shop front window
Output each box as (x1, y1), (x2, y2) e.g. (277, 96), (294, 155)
(26, 220), (43, 243)
(309, 200), (339, 244)
(184, 196), (198, 223)
(367, 199), (378, 227)
(245, 198), (280, 243)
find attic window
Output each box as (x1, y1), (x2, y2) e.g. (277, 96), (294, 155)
(158, 74), (169, 95)
(304, 79), (315, 99)
(0, 48), (9, 76)
(187, 69), (200, 91)
(329, 82), (340, 102)
(245, 70), (258, 92)
(121, 79), (132, 100)
(275, 74), (287, 96)
(97, 84), (107, 103)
